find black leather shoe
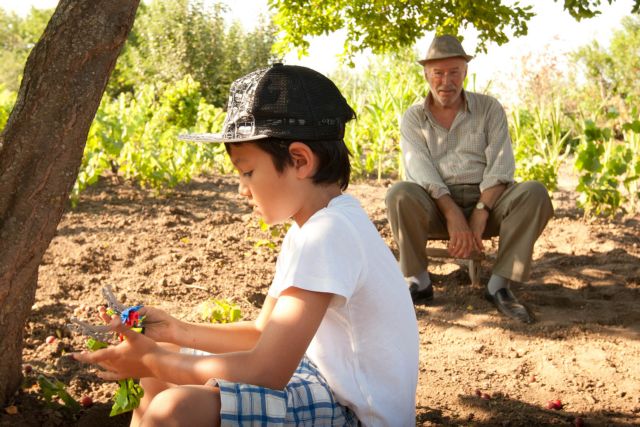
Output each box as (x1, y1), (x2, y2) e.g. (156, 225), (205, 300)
(485, 288), (534, 323)
(409, 283), (433, 302)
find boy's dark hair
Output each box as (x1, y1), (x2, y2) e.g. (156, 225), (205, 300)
(225, 138), (352, 191)
(182, 64), (356, 190)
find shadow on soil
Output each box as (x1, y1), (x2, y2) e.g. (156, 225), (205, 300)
(417, 392), (638, 426)
(412, 247), (640, 339)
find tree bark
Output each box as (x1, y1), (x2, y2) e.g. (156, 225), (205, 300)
(0, 0), (139, 406)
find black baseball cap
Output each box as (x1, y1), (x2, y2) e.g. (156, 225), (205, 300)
(179, 63), (356, 143)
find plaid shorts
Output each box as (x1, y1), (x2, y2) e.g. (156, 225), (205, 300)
(216, 356), (359, 426)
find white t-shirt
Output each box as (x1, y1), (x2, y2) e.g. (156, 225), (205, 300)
(269, 194), (419, 426)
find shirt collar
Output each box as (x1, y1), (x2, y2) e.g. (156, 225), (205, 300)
(462, 90), (474, 113)
(422, 90), (471, 122)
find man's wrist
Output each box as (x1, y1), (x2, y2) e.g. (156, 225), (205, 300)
(475, 201), (491, 213)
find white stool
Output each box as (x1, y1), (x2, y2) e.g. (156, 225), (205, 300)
(425, 247), (484, 285)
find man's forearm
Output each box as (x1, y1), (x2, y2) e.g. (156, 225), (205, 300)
(478, 184), (506, 209)
(435, 194), (463, 219)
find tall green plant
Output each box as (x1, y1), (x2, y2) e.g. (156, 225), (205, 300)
(0, 7), (53, 93)
(72, 76), (227, 204)
(334, 50), (423, 181)
(574, 119), (637, 216)
(108, 0), (277, 106)
(510, 103), (571, 191)
(621, 118), (640, 212)
(571, 16), (640, 118)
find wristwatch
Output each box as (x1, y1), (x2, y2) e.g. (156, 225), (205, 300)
(475, 201), (491, 213)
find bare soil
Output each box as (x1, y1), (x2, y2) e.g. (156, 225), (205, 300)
(2, 172), (639, 427)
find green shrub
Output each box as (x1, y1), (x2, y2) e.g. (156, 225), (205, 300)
(510, 103), (571, 192)
(334, 50), (423, 181)
(72, 75), (227, 204)
(574, 119), (638, 216)
(198, 299), (242, 324)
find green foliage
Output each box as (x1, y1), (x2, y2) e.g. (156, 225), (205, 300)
(571, 15), (640, 117)
(269, 0), (635, 62)
(502, 14), (640, 217)
(110, 379), (144, 417)
(0, 2), (276, 106)
(574, 119), (638, 216)
(37, 375), (81, 411)
(562, 0), (640, 19)
(333, 49), (423, 180)
(0, 1), (277, 204)
(198, 299), (242, 324)
(510, 104), (572, 191)
(84, 338), (144, 416)
(269, 0), (534, 61)
(621, 119), (640, 211)
(86, 337), (109, 351)
(254, 218), (290, 250)
(0, 7), (52, 92)
(108, 0), (278, 106)
(71, 75), (228, 205)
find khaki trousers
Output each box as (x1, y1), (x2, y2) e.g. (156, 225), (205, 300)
(385, 181), (554, 283)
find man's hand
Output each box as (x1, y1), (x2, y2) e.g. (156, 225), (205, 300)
(445, 209), (476, 258)
(468, 209), (489, 254)
(467, 184), (505, 253)
(436, 194), (476, 258)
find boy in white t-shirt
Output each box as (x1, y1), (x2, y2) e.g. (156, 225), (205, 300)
(74, 64), (419, 426)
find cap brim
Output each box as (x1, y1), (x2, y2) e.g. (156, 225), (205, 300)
(177, 133), (270, 144)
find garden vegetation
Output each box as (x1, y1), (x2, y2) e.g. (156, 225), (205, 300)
(0, 3), (638, 217)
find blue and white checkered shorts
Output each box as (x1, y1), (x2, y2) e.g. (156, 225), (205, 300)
(216, 356), (359, 426)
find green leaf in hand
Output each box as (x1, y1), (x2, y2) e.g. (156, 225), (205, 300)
(86, 337), (109, 351)
(109, 378), (145, 417)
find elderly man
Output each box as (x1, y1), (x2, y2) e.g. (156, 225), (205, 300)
(385, 35), (553, 323)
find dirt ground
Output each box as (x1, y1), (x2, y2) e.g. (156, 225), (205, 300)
(2, 171), (639, 427)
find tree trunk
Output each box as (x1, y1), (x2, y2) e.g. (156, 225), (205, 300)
(0, 0), (139, 406)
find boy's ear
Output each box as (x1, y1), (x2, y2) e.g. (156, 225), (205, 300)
(288, 142), (315, 178)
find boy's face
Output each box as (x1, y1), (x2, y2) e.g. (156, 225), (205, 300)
(229, 142), (302, 225)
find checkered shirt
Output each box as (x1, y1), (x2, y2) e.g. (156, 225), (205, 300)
(400, 90), (515, 199)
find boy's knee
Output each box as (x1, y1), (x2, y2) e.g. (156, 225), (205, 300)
(142, 386), (221, 427)
(143, 388), (199, 425)
(143, 389), (183, 424)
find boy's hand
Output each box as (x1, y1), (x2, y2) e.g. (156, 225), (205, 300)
(73, 317), (163, 380)
(98, 305), (179, 344)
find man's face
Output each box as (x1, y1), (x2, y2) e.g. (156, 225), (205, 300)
(423, 57), (467, 108)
